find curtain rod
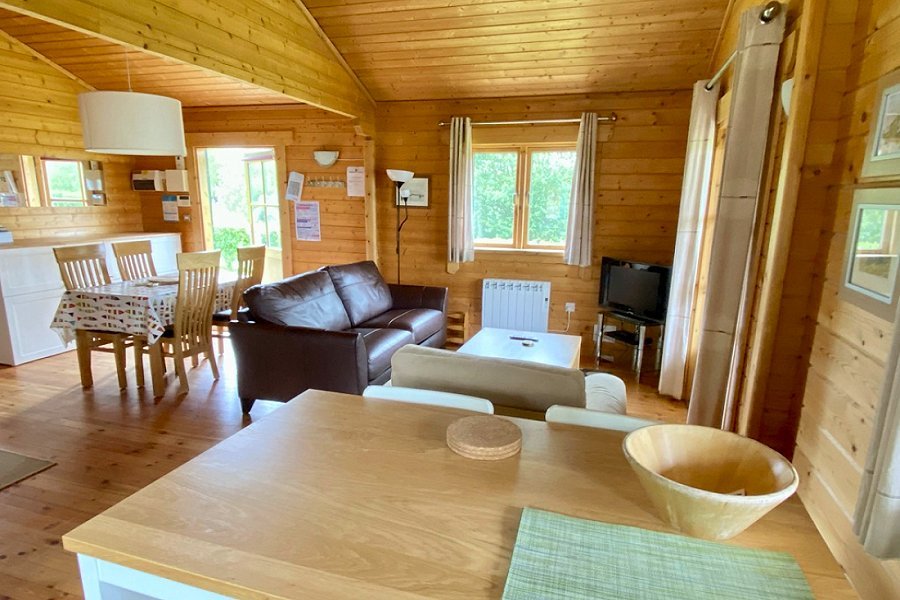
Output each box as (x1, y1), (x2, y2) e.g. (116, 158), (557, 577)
(437, 115), (617, 127)
(704, 1), (782, 91)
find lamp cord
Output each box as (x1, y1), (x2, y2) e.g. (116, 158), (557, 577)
(125, 51), (132, 92)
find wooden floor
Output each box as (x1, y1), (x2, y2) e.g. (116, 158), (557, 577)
(0, 344), (683, 599)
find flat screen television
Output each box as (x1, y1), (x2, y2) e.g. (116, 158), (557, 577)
(599, 257), (672, 322)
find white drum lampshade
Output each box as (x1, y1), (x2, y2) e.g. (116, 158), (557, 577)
(78, 91), (186, 156)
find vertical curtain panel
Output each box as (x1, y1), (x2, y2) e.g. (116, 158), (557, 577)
(658, 81), (719, 399)
(687, 7), (785, 428)
(448, 116), (474, 271)
(564, 112), (598, 267)
(854, 300), (900, 559)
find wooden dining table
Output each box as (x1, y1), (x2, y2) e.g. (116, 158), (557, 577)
(50, 274), (235, 397)
(61, 390), (856, 599)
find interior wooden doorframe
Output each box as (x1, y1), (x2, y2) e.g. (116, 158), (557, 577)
(185, 132), (293, 278)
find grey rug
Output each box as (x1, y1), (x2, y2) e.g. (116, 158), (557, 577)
(0, 448), (55, 491)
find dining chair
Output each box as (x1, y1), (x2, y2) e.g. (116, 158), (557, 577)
(53, 243), (133, 390)
(148, 250), (221, 395)
(545, 405), (660, 433)
(212, 245), (266, 353)
(362, 385), (494, 414)
(112, 240), (157, 281)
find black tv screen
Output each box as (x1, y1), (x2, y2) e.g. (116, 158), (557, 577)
(599, 257), (671, 321)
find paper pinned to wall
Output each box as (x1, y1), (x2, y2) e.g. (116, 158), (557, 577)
(162, 194), (179, 222)
(346, 166), (365, 197)
(286, 171), (305, 202)
(295, 200), (321, 242)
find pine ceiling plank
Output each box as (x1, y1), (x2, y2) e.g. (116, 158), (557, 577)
(0, 0), (374, 120)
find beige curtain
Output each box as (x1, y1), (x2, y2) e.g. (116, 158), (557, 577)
(564, 112), (598, 267)
(448, 116), (474, 270)
(658, 81), (718, 399)
(854, 300), (900, 558)
(687, 7), (785, 427)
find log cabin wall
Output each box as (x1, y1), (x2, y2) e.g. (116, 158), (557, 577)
(134, 105), (369, 273)
(375, 92), (690, 350)
(792, 0), (900, 598)
(0, 31), (140, 240)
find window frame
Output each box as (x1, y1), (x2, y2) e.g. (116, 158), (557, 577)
(40, 158), (89, 207)
(472, 143), (575, 252)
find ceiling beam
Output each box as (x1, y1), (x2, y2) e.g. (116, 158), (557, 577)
(0, 26), (95, 91)
(0, 0), (375, 125)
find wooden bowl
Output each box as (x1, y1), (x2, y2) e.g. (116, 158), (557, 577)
(622, 424), (798, 540)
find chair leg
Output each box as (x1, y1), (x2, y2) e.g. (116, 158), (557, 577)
(75, 330), (93, 389)
(240, 397), (256, 414)
(134, 337), (145, 388)
(149, 341), (166, 398)
(217, 325), (225, 354)
(113, 337), (127, 390)
(174, 345), (189, 394)
(207, 344), (219, 380)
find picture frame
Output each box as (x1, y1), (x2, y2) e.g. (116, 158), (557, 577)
(861, 68), (900, 181)
(840, 187), (900, 321)
(398, 176), (429, 207)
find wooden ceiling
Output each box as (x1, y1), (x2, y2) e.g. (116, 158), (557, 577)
(305, 0), (731, 101)
(0, 1), (731, 106)
(0, 8), (297, 107)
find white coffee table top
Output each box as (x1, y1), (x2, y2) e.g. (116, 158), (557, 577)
(458, 327), (582, 369)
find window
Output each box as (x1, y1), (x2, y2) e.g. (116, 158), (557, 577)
(473, 146), (576, 250)
(42, 159), (88, 207)
(244, 157), (281, 249)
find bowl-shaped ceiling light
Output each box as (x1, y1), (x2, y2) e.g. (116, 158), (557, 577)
(78, 91), (186, 156)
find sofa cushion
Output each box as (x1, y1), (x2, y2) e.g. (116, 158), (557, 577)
(347, 327), (414, 380)
(324, 261), (393, 326)
(358, 308), (444, 343)
(243, 271), (351, 330)
(584, 373), (627, 414)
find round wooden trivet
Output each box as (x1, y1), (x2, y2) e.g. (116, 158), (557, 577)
(446, 415), (522, 460)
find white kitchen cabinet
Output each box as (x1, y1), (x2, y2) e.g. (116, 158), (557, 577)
(0, 232), (182, 365)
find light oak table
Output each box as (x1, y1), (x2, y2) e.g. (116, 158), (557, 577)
(63, 390), (855, 599)
(458, 327), (582, 368)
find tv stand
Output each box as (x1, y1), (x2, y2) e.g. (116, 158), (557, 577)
(594, 310), (665, 382)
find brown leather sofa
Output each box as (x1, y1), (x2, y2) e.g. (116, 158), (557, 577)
(230, 261), (447, 413)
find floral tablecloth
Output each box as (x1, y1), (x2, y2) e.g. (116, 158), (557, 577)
(51, 277), (236, 345)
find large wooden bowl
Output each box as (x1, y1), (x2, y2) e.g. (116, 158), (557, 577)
(622, 424), (799, 540)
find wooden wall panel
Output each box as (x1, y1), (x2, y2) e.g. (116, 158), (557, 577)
(375, 91), (690, 351)
(792, 0), (900, 598)
(142, 106), (369, 274)
(0, 28), (140, 240)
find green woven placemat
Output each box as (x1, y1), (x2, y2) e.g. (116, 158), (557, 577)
(502, 508), (813, 600)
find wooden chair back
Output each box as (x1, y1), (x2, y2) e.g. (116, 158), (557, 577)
(53, 243), (111, 290)
(230, 245), (266, 317)
(113, 240), (157, 281)
(174, 250), (221, 344)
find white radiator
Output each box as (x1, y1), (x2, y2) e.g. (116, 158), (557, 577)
(481, 278), (551, 332)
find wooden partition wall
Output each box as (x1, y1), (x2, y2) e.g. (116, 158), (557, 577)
(133, 105), (370, 275)
(375, 92), (690, 350)
(0, 30), (140, 239)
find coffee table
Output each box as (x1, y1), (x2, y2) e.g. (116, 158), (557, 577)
(458, 327), (582, 368)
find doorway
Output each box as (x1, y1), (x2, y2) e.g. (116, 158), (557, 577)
(195, 147), (284, 281)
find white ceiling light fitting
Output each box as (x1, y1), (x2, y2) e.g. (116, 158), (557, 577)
(78, 51), (186, 156)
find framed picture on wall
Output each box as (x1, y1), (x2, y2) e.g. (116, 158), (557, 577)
(841, 187), (900, 321)
(862, 69), (900, 181)
(398, 177), (429, 207)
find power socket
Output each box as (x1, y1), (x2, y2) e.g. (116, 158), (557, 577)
(565, 302), (576, 313)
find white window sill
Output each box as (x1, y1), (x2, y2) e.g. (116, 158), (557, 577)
(474, 247), (565, 257)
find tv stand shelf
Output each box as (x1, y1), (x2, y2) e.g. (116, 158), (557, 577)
(594, 310), (665, 383)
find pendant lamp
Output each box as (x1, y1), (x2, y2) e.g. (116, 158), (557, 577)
(78, 91), (186, 156)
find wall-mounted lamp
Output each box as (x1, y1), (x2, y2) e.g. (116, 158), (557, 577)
(780, 78), (794, 116)
(386, 169), (414, 284)
(313, 150), (340, 167)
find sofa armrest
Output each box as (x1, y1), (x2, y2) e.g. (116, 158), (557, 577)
(388, 283), (448, 313)
(230, 320), (368, 402)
